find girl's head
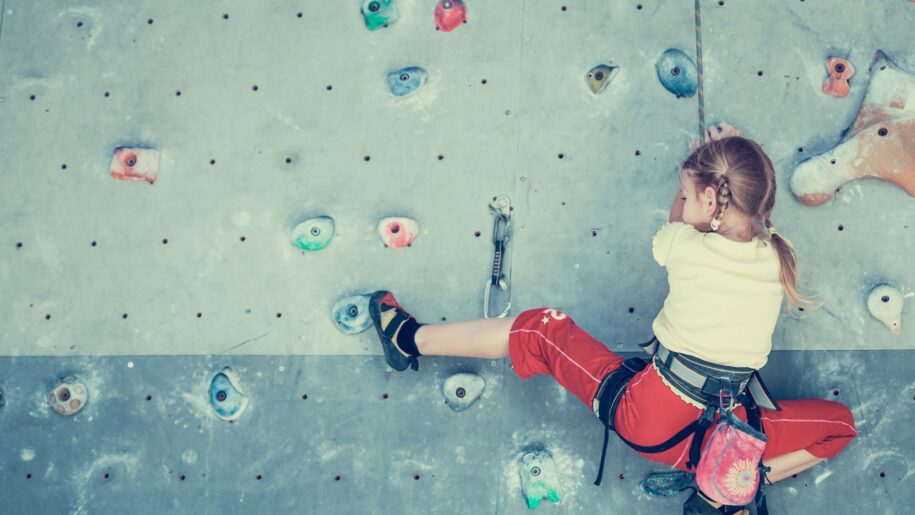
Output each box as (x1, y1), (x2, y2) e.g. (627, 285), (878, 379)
(680, 136), (817, 310)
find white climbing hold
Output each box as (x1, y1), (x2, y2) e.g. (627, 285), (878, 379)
(442, 373), (485, 412)
(867, 284), (903, 335)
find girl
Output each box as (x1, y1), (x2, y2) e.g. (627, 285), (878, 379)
(367, 126), (857, 514)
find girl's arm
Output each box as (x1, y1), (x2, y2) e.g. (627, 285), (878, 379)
(669, 189), (685, 223)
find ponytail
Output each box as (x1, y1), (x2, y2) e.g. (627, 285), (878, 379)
(763, 216), (821, 312)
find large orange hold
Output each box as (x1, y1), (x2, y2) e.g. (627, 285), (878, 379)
(434, 0), (466, 32)
(792, 51), (914, 206)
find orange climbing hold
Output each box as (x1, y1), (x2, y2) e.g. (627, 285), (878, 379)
(822, 57), (855, 97)
(791, 51), (914, 206)
(110, 147), (160, 184)
(434, 0), (466, 32)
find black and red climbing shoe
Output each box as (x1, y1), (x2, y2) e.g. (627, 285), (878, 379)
(369, 290), (421, 372)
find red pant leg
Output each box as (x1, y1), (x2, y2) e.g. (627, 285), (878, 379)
(508, 307), (624, 408)
(758, 399), (857, 460)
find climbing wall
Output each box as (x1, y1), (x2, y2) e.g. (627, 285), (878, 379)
(0, 0), (913, 513)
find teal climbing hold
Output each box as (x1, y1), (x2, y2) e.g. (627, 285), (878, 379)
(332, 294), (372, 335)
(209, 367), (249, 422)
(387, 67), (427, 97)
(291, 216), (335, 251)
(361, 0), (398, 31)
(655, 49), (698, 98)
(518, 449), (562, 509)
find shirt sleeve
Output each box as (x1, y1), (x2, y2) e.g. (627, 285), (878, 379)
(652, 222), (695, 267)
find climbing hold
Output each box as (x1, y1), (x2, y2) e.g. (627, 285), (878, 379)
(332, 294), (372, 335)
(48, 376), (88, 416)
(585, 64), (619, 94)
(640, 471), (696, 497)
(0, 387), (5, 409)
(791, 51), (914, 205)
(387, 67), (428, 97)
(361, 0), (398, 30)
(291, 216), (335, 251)
(518, 449), (562, 509)
(434, 0), (467, 32)
(110, 147), (160, 184)
(442, 373), (485, 412)
(822, 57), (855, 97)
(209, 367), (249, 421)
(378, 217), (419, 248)
(655, 49), (698, 98)
(867, 284), (904, 335)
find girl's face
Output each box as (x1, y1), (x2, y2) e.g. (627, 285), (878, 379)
(679, 171), (715, 228)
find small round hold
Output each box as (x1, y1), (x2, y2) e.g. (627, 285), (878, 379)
(361, 0), (398, 30)
(209, 367), (249, 421)
(867, 284), (904, 335)
(442, 373), (485, 412)
(387, 67), (428, 97)
(49, 377), (88, 416)
(332, 293), (373, 335)
(434, 0), (467, 32)
(291, 216), (335, 251)
(378, 217), (419, 248)
(531, 466), (541, 476)
(655, 49), (698, 98)
(877, 127), (888, 136)
(585, 64), (619, 94)
(822, 57), (855, 97)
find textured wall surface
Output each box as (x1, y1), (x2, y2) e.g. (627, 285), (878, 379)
(0, 0), (913, 513)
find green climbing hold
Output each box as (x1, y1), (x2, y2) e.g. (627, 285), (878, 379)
(518, 449), (562, 509)
(291, 216), (335, 251)
(361, 0), (398, 31)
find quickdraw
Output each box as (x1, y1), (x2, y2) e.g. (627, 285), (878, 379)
(483, 195), (512, 319)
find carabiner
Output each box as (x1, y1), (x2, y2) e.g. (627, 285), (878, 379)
(484, 195), (512, 319)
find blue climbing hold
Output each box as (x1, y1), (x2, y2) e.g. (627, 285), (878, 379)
(387, 67), (428, 97)
(332, 294), (372, 335)
(209, 367), (249, 422)
(655, 49), (698, 98)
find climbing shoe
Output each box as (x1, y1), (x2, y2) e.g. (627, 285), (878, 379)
(683, 489), (749, 515)
(369, 290), (423, 372)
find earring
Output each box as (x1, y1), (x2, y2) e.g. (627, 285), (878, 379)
(710, 218), (721, 231)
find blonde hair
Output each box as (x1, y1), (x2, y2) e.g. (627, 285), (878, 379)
(681, 137), (820, 311)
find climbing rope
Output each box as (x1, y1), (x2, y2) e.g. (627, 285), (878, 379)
(694, 0), (706, 142)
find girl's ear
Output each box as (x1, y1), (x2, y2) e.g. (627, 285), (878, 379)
(703, 186), (718, 217)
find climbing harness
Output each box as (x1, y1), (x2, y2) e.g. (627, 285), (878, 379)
(590, 337), (776, 514)
(483, 195), (513, 319)
(694, 0), (706, 140)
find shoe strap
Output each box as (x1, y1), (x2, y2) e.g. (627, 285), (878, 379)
(383, 309), (410, 340)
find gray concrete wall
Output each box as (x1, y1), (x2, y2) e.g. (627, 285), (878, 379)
(1, 0), (913, 513)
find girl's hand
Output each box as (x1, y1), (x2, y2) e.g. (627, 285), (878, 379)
(689, 122), (743, 152)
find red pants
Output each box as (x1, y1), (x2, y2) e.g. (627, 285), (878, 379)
(508, 307), (857, 471)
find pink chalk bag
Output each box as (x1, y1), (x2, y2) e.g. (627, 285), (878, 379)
(695, 392), (768, 506)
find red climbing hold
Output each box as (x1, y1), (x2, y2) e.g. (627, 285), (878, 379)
(110, 147), (160, 184)
(434, 0), (466, 32)
(822, 57), (855, 97)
